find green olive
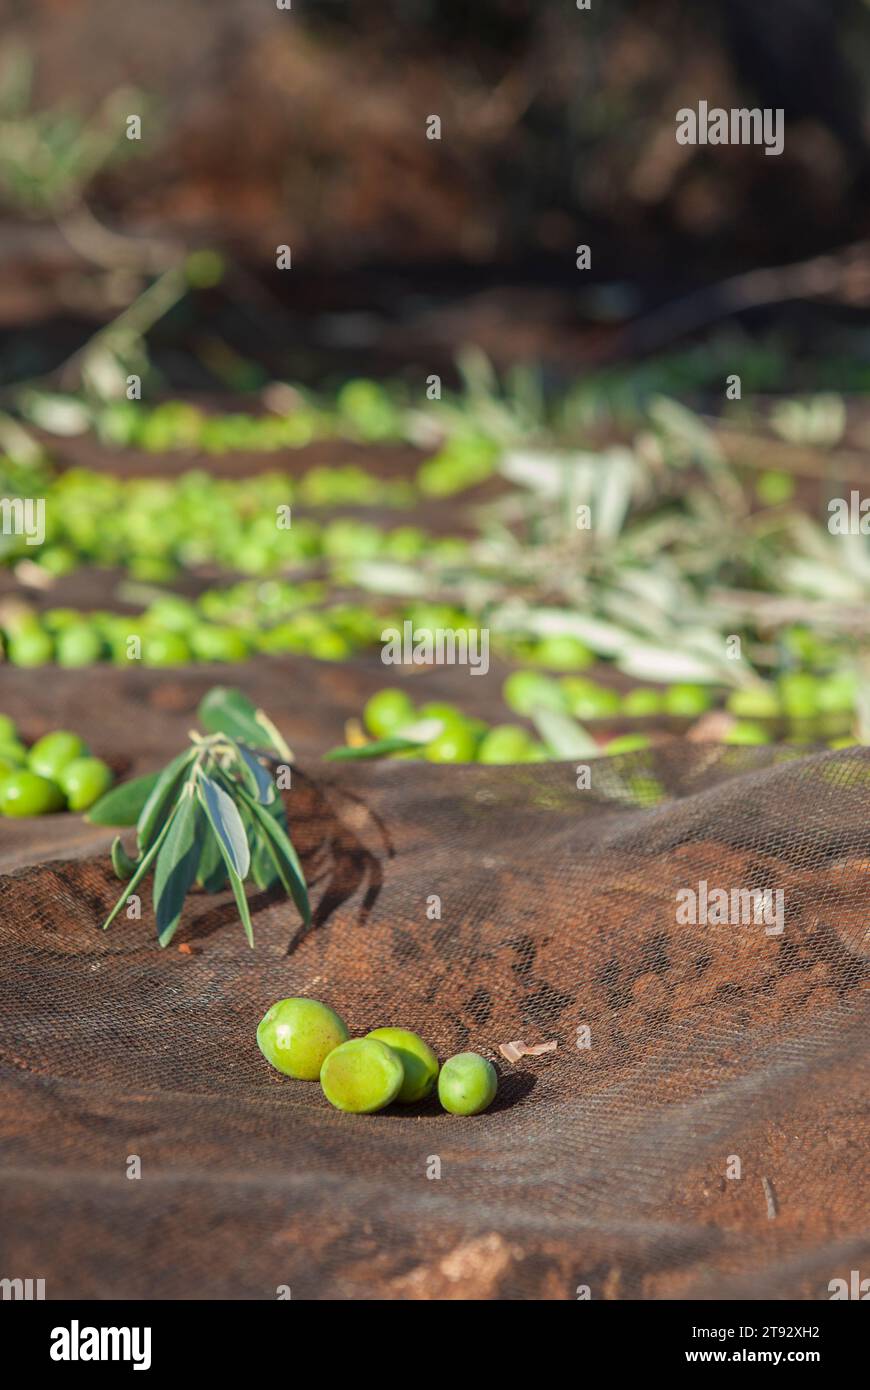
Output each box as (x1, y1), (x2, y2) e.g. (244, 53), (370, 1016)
(477, 724), (535, 764)
(363, 688), (416, 738)
(366, 1027), (439, 1102)
(28, 731), (89, 781)
(437, 1052), (498, 1115)
(605, 733), (652, 756)
(58, 757), (114, 811)
(7, 630), (53, 667)
(423, 723), (478, 763)
(531, 635), (593, 670)
(56, 625), (104, 667)
(320, 1037), (404, 1113)
(621, 687), (664, 717)
(723, 722), (772, 746)
(189, 625), (249, 663)
(663, 683), (713, 717)
(725, 686), (780, 719)
(141, 632), (192, 666)
(0, 770), (65, 817)
(257, 998), (349, 1080)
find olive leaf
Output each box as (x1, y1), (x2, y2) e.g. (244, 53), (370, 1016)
(87, 770), (159, 826)
(237, 786), (310, 926)
(138, 748), (197, 852)
(197, 772), (250, 879)
(232, 740), (276, 804)
(196, 771), (254, 946)
(101, 810), (177, 932)
(153, 791), (203, 948)
(195, 822), (228, 893)
(530, 708), (599, 758)
(110, 836), (139, 881)
(94, 690), (308, 947)
(197, 686), (291, 761)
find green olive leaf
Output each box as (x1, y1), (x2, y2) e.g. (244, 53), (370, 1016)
(153, 791), (203, 948)
(110, 836), (139, 881)
(195, 823), (228, 893)
(196, 772), (251, 880)
(87, 770), (160, 826)
(530, 708), (599, 758)
(137, 748), (197, 853)
(101, 809), (177, 932)
(232, 741), (276, 805)
(237, 785), (310, 926)
(197, 687), (290, 760)
(240, 805), (280, 890)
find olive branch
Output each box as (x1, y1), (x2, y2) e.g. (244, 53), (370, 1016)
(86, 687), (309, 947)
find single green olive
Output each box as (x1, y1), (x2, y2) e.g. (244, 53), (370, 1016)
(531, 635), (593, 670)
(363, 688), (416, 738)
(257, 998), (349, 1080)
(320, 1037), (405, 1113)
(7, 630), (53, 667)
(189, 625), (249, 663)
(142, 631), (193, 666)
(58, 757), (114, 811)
(28, 731), (89, 781)
(621, 687), (664, 717)
(56, 625), (104, 668)
(437, 1052), (498, 1116)
(423, 722), (478, 763)
(663, 683), (713, 717)
(723, 721), (772, 746)
(0, 770), (65, 817)
(366, 1027), (439, 1102)
(725, 686), (781, 720)
(477, 724), (535, 764)
(605, 733), (652, 756)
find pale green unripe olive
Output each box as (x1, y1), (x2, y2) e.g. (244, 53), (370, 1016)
(257, 998), (349, 1080)
(366, 1027), (439, 1102)
(438, 1052), (498, 1115)
(320, 1037), (404, 1113)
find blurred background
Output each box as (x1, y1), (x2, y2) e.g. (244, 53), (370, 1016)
(2, 0), (870, 385)
(2, 0), (870, 785)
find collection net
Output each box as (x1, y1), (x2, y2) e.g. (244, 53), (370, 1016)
(0, 663), (868, 1300)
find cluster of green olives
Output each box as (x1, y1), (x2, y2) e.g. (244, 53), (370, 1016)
(362, 687), (549, 764)
(87, 380), (405, 453)
(0, 718), (113, 817)
(3, 467), (467, 582)
(0, 593), (399, 668)
(257, 998), (498, 1116)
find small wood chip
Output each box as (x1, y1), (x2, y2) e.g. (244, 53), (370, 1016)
(687, 711), (736, 743)
(498, 1039), (558, 1063)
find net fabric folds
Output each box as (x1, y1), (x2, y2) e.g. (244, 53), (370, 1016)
(0, 664), (867, 1300)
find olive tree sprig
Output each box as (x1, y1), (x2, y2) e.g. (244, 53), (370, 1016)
(86, 687), (309, 947)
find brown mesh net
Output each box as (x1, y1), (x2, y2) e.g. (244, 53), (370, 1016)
(0, 663), (868, 1300)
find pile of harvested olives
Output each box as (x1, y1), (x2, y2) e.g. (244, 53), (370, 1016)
(257, 998), (498, 1116)
(0, 717), (114, 817)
